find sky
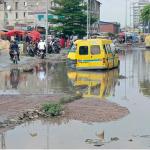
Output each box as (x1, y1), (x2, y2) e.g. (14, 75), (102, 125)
(100, 0), (136, 27)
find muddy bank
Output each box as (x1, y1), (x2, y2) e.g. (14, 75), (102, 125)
(0, 95), (129, 134)
(65, 98), (129, 123)
(0, 95), (63, 122)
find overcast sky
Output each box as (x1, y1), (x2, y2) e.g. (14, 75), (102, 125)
(100, 0), (136, 27)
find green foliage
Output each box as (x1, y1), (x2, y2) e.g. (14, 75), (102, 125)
(141, 4), (150, 22)
(42, 103), (63, 116)
(49, 0), (98, 37)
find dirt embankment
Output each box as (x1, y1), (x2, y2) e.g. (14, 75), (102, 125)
(0, 95), (62, 121)
(65, 98), (129, 123)
(0, 95), (129, 133)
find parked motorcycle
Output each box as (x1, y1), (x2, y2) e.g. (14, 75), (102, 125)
(27, 44), (35, 57)
(48, 38), (61, 54)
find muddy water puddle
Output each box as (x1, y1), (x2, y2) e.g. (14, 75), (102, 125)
(0, 48), (150, 148)
(0, 62), (74, 95)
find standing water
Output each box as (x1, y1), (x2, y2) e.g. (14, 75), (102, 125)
(0, 48), (150, 148)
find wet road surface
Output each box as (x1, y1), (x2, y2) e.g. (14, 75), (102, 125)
(0, 47), (150, 148)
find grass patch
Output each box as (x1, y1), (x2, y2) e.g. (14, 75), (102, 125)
(42, 103), (63, 117)
(42, 93), (82, 117)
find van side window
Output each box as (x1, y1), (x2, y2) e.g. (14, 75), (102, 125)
(91, 45), (100, 55)
(79, 46), (88, 55)
(105, 44), (112, 53)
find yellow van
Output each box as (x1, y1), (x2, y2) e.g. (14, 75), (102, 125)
(67, 69), (119, 98)
(67, 39), (119, 70)
(145, 35), (150, 48)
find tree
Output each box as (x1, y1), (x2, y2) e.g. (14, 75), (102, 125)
(141, 4), (150, 22)
(49, 0), (97, 38)
(141, 4), (150, 32)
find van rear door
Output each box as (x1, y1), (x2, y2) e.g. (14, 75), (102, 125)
(76, 45), (91, 69)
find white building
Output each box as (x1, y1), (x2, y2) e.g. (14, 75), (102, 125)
(133, 0), (150, 28)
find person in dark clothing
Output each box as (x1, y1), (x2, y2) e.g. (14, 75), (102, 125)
(25, 35), (31, 43)
(9, 41), (20, 61)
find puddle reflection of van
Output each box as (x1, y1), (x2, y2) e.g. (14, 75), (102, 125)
(145, 35), (150, 48)
(67, 39), (120, 70)
(144, 50), (150, 64)
(67, 69), (119, 98)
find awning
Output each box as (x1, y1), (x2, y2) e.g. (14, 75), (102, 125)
(6, 30), (25, 36)
(28, 30), (41, 41)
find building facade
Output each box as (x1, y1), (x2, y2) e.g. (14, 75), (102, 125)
(88, 0), (101, 34)
(132, 0), (150, 29)
(99, 21), (120, 34)
(0, 0), (101, 33)
(0, 0), (53, 29)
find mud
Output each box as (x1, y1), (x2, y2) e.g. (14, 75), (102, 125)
(0, 95), (129, 133)
(65, 98), (129, 123)
(0, 95), (62, 121)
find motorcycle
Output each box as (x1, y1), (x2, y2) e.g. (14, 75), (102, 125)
(12, 50), (18, 64)
(27, 45), (35, 57)
(48, 39), (61, 54)
(10, 49), (19, 64)
(37, 49), (46, 59)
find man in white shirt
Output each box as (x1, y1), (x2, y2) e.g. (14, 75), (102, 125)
(38, 39), (46, 51)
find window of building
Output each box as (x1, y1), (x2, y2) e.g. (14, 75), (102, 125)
(16, 12), (18, 19)
(24, 12), (26, 18)
(91, 45), (100, 55)
(24, 2), (27, 6)
(79, 46), (88, 55)
(15, 2), (18, 10)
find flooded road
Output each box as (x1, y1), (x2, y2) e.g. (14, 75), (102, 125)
(0, 48), (150, 148)
(0, 62), (74, 95)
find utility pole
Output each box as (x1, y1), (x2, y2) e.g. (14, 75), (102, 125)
(125, 0), (128, 43)
(3, 1), (6, 28)
(45, 0), (48, 54)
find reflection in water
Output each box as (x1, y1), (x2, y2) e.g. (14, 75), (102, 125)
(0, 133), (6, 149)
(10, 69), (20, 89)
(140, 81), (150, 97)
(67, 69), (119, 99)
(0, 62), (74, 95)
(96, 130), (104, 142)
(139, 50), (150, 97)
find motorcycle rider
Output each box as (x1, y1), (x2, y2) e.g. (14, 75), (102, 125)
(38, 39), (46, 54)
(9, 40), (20, 61)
